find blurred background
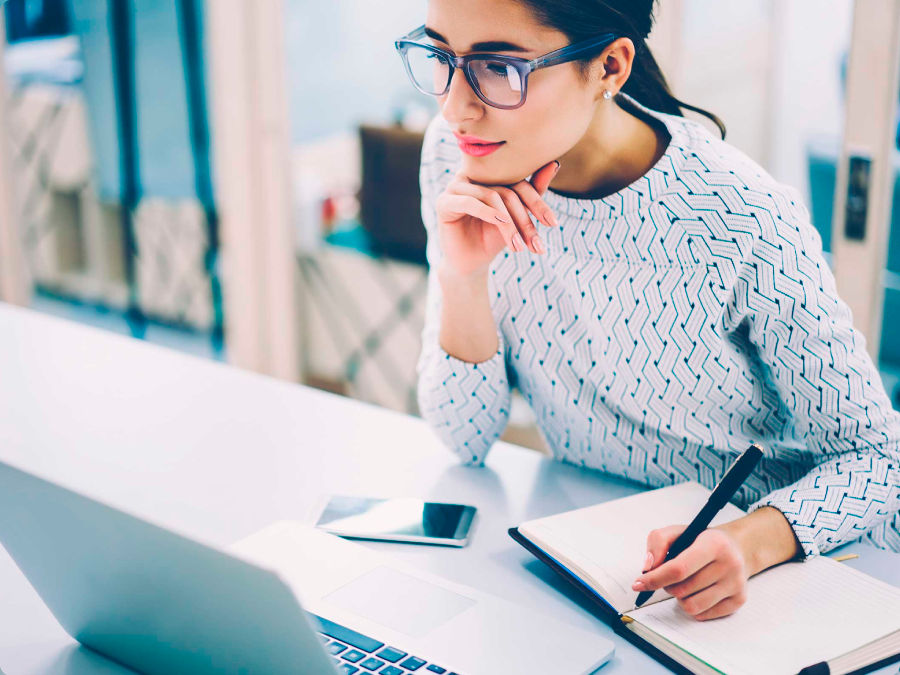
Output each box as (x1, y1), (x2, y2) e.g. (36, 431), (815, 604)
(0, 0), (898, 453)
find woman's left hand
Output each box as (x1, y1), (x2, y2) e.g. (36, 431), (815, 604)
(631, 524), (750, 621)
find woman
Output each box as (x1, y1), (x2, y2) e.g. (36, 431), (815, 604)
(401, 0), (900, 621)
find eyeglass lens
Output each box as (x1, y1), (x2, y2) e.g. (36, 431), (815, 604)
(403, 44), (525, 107)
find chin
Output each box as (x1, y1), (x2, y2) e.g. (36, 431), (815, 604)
(461, 157), (530, 187)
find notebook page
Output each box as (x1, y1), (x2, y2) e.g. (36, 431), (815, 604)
(628, 556), (900, 675)
(519, 481), (745, 612)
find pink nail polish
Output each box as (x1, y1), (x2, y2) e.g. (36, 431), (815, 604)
(633, 580), (645, 591)
(532, 236), (546, 254)
(644, 552), (654, 571)
(512, 233), (525, 252)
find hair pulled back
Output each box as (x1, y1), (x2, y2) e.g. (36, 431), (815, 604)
(521, 0), (726, 139)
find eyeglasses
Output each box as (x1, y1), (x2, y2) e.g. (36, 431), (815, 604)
(394, 25), (619, 110)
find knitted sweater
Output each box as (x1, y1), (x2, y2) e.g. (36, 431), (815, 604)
(416, 93), (900, 557)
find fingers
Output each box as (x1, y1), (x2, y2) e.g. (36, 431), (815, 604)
(437, 186), (522, 251)
(442, 169), (560, 255)
(634, 534), (715, 592)
(635, 525), (749, 621)
(530, 159), (561, 196)
(495, 186), (544, 254)
(449, 181), (538, 254)
(644, 524), (688, 573)
(676, 581), (734, 618)
(693, 591), (747, 621)
(664, 560), (723, 599)
(509, 179), (558, 230)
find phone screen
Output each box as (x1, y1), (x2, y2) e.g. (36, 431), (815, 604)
(314, 496), (477, 546)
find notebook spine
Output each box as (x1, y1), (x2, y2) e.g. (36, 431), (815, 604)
(506, 527), (620, 624)
(508, 527), (694, 675)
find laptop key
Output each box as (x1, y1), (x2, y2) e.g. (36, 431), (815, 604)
(328, 642), (348, 655)
(375, 646), (408, 663)
(381, 667), (404, 675)
(425, 667), (446, 674)
(311, 615), (385, 653)
(337, 666), (360, 675)
(342, 649), (366, 663)
(359, 656), (385, 670)
(399, 656), (426, 670)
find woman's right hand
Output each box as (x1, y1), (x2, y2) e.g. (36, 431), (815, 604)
(435, 160), (561, 278)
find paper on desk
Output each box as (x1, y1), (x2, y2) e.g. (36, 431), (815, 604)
(628, 555), (900, 675)
(520, 481), (745, 612)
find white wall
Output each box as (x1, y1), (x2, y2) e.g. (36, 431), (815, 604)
(651, 0), (852, 202)
(284, 0), (433, 143)
(767, 0), (852, 200)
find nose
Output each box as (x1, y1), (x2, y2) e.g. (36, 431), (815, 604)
(440, 68), (484, 126)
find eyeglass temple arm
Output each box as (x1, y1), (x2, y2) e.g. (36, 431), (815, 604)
(402, 24), (427, 41)
(397, 25), (617, 72)
(529, 33), (619, 70)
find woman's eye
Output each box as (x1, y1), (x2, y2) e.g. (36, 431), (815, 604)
(486, 63), (509, 78)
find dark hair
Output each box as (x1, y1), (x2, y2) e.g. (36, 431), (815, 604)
(520, 0), (727, 139)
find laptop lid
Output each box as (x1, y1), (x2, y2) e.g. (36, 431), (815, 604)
(0, 459), (338, 675)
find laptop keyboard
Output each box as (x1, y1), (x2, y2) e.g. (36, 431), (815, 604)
(312, 614), (461, 675)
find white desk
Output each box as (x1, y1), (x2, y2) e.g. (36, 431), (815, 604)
(0, 302), (897, 675)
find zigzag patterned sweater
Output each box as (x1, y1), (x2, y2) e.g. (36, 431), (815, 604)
(416, 94), (900, 556)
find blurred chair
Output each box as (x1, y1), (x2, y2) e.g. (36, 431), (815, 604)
(4, 0), (71, 43)
(358, 124), (427, 266)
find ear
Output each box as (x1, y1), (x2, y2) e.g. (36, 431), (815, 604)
(591, 37), (636, 101)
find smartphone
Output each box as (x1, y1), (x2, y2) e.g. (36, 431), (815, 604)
(313, 495), (477, 547)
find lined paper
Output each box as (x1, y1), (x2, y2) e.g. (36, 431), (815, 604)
(629, 556), (900, 675)
(520, 482), (745, 612)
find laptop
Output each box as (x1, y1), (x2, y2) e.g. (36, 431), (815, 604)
(0, 458), (614, 674)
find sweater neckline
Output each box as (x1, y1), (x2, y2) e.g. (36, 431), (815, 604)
(543, 92), (687, 221)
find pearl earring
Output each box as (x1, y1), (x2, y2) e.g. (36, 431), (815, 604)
(602, 90), (613, 100)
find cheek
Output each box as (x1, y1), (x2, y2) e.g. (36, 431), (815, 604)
(461, 100), (591, 185)
(528, 84), (595, 150)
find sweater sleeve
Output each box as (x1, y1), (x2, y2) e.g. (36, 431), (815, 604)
(416, 116), (511, 466)
(731, 199), (900, 558)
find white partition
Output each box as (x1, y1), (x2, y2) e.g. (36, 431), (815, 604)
(0, 13), (31, 307)
(829, 2), (900, 360)
(205, 0), (301, 381)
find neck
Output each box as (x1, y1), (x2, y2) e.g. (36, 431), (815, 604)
(550, 97), (670, 200)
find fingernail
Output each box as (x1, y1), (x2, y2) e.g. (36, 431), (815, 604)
(632, 580), (646, 591)
(644, 552), (654, 572)
(495, 214), (511, 224)
(512, 232), (525, 252)
(546, 211), (559, 228)
(532, 235), (546, 254)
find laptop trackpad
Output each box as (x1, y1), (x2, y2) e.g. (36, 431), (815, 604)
(324, 566), (477, 638)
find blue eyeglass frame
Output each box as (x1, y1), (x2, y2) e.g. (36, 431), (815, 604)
(394, 25), (620, 110)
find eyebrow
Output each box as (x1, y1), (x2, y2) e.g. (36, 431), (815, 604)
(424, 26), (530, 54)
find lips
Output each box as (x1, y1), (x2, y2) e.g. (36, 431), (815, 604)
(453, 133), (506, 157)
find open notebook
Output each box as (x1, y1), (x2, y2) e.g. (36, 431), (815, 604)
(509, 481), (900, 675)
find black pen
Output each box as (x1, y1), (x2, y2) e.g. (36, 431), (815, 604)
(634, 442), (764, 608)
